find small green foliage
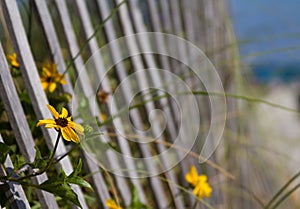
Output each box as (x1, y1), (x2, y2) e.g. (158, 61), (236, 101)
(35, 160), (92, 208)
(39, 167), (82, 208)
(67, 159), (93, 190)
(0, 142), (11, 164)
(32, 146), (47, 169)
(129, 186), (152, 209)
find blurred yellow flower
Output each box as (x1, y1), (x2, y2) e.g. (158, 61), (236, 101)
(193, 176), (212, 199)
(6, 53), (19, 68)
(185, 165), (212, 199)
(185, 165), (200, 186)
(40, 63), (66, 93)
(106, 199), (122, 209)
(100, 113), (107, 122)
(37, 105), (84, 143)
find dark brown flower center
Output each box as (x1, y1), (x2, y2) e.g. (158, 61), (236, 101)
(46, 76), (52, 83)
(55, 117), (68, 127)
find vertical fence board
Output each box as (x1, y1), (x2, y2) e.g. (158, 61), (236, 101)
(32, 0), (74, 97)
(0, 42), (59, 209)
(72, 0), (150, 205)
(32, 1), (113, 207)
(0, 135), (31, 209)
(97, 0), (173, 207)
(128, 1), (186, 208)
(1, 1), (88, 208)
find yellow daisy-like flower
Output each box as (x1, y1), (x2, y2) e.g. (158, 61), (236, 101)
(6, 53), (20, 68)
(185, 165), (200, 186)
(185, 165), (212, 199)
(40, 63), (66, 93)
(106, 199), (122, 209)
(37, 105), (84, 143)
(193, 176), (212, 199)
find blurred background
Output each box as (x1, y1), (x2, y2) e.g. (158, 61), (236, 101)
(227, 0), (300, 208)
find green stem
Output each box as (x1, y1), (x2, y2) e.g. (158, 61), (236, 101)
(99, 90), (300, 128)
(192, 199), (198, 209)
(43, 132), (61, 172)
(270, 183), (300, 209)
(264, 171), (300, 209)
(7, 133), (61, 182)
(53, 143), (80, 164)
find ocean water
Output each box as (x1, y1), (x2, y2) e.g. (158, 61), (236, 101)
(229, 0), (300, 82)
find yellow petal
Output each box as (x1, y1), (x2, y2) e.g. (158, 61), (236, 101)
(106, 199), (122, 209)
(61, 127), (79, 143)
(60, 107), (68, 118)
(47, 105), (59, 119)
(198, 175), (207, 183)
(6, 55), (13, 60)
(42, 67), (52, 77)
(59, 77), (67, 84)
(69, 121), (84, 135)
(12, 60), (19, 68)
(37, 119), (55, 127)
(185, 166), (198, 186)
(48, 82), (57, 93)
(44, 124), (59, 129)
(41, 82), (49, 90)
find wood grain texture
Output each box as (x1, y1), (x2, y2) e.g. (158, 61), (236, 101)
(1, 1), (88, 208)
(33, 1), (113, 207)
(0, 41), (59, 209)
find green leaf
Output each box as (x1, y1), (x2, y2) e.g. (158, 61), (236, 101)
(0, 142), (11, 164)
(39, 167), (82, 208)
(67, 176), (93, 190)
(39, 181), (82, 208)
(67, 159), (93, 190)
(130, 185), (152, 209)
(12, 154), (26, 170)
(69, 159), (82, 177)
(32, 146), (47, 169)
(18, 92), (31, 105)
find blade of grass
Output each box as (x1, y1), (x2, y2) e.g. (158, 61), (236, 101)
(264, 171), (300, 209)
(99, 90), (299, 128)
(270, 183), (300, 209)
(62, 0), (127, 76)
(104, 132), (235, 180)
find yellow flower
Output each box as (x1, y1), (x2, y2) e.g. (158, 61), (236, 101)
(37, 105), (84, 143)
(40, 63), (66, 93)
(106, 199), (122, 209)
(185, 165), (212, 199)
(193, 176), (212, 199)
(100, 113), (107, 122)
(185, 165), (200, 186)
(6, 53), (19, 68)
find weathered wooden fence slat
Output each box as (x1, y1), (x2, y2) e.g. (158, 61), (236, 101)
(127, 1), (187, 208)
(72, 0), (148, 205)
(0, 41), (59, 209)
(32, 1), (113, 207)
(1, 0), (88, 208)
(32, 0), (75, 101)
(97, 1), (178, 207)
(0, 135), (30, 209)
